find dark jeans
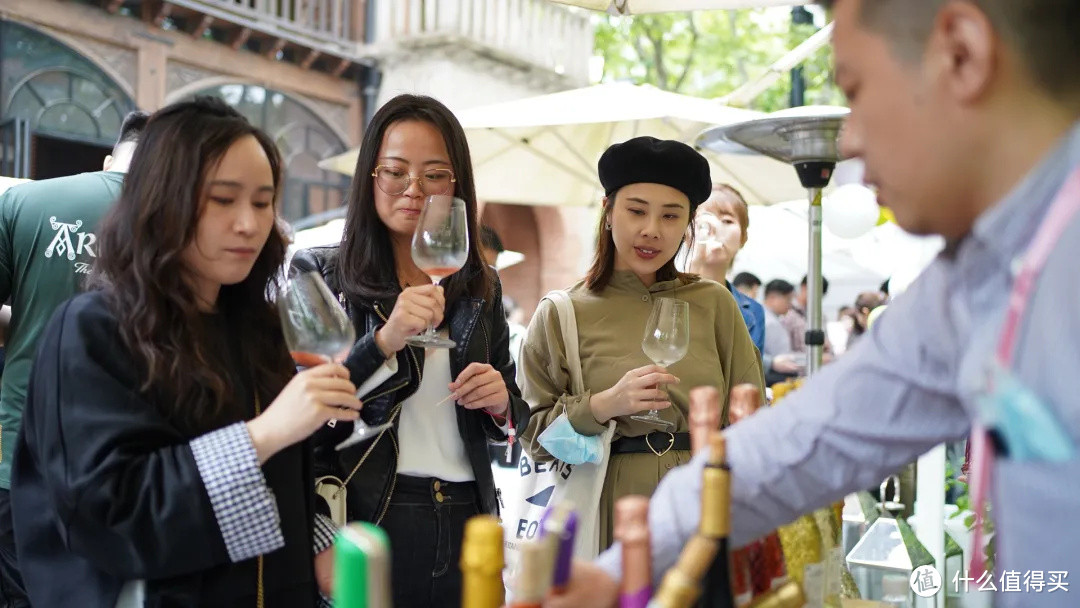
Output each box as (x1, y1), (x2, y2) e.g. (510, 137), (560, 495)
(380, 475), (482, 608)
(0, 489), (29, 607)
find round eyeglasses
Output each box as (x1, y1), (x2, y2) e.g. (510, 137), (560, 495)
(372, 165), (456, 196)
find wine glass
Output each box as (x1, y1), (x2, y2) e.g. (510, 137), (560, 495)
(630, 297), (690, 430)
(405, 194), (470, 349)
(278, 271), (392, 447)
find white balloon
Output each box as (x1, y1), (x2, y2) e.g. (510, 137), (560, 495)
(832, 159), (865, 186)
(824, 184), (879, 239)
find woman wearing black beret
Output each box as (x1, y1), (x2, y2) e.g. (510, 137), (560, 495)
(519, 136), (765, 550)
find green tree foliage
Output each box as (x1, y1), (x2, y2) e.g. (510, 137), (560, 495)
(593, 10), (844, 112)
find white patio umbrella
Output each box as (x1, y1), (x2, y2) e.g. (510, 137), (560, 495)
(318, 82), (818, 206)
(549, 0), (802, 14)
(287, 217), (526, 271)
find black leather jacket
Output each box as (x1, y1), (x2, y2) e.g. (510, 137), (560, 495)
(291, 246), (529, 524)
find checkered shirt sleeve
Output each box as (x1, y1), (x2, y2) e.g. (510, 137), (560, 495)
(313, 513), (338, 554)
(190, 422), (284, 562)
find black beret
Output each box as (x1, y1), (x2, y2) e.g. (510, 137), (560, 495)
(598, 136), (712, 206)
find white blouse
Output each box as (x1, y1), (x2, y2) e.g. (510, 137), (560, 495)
(396, 338), (474, 482)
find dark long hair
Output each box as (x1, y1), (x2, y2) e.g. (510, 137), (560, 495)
(338, 94), (495, 306)
(584, 189), (700, 292)
(93, 96), (291, 435)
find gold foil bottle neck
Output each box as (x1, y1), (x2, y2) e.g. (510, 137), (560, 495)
(652, 534), (719, 608)
(461, 515), (504, 574)
(700, 466), (731, 538)
(461, 515), (505, 608)
(652, 569), (702, 608)
(744, 581), (807, 608)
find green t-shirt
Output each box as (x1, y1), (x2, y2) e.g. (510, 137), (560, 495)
(0, 171), (123, 487)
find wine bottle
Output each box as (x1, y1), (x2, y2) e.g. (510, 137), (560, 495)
(689, 386), (721, 455)
(616, 496), (652, 608)
(509, 540), (553, 608)
(333, 522), (392, 608)
(725, 384), (789, 600)
(699, 432), (735, 608)
(539, 502), (577, 596)
(648, 535), (719, 608)
(743, 581), (806, 608)
(460, 515), (505, 608)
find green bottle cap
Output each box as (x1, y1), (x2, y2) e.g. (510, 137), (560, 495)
(334, 522), (391, 608)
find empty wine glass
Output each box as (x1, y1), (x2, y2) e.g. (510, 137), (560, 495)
(631, 297), (690, 430)
(278, 271), (392, 449)
(406, 194), (469, 349)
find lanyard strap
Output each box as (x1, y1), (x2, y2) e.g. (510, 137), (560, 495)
(970, 165), (1080, 578)
(996, 166), (1080, 366)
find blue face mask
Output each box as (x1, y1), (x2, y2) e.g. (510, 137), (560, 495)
(979, 364), (1074, 462)
(537, 413), (606, 465)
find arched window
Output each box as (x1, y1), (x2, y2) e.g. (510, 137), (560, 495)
(191, 84), (348, 221)
(1, 21), (136, 178)
(8, 67), (129, 142)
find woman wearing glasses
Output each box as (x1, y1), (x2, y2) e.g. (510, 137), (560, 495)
(518, 137), (764, 551)
(291, 94), (528, 608)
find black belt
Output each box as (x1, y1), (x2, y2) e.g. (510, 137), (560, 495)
(611, 432), (691, 456)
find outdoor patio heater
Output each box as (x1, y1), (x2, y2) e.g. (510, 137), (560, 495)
(698, 106), (849, 377)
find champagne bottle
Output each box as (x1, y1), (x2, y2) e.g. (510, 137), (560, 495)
(700, 433), (735, 608)
(648, 535), (719, 608)
(726, 384), (788, 599)
(731, 545), (754, 607)
(461, 515), (504, 608)
(726, 384), (760, 426)
(333, 522), (392, 608)
(539, 502), (577, 595)
(757, 532), (789, 593)
(726, 386), (756, 606)
(616, 496), (652, 608)
(689, 386), (721, 455)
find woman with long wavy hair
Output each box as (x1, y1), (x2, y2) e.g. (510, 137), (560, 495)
(10, 97), (360, 607)
(291, 94), (528, 608)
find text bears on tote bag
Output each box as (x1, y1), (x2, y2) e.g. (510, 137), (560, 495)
(502, 290), (616, 599)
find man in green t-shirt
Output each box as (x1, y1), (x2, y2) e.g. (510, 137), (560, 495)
(0, 111), (147, 606)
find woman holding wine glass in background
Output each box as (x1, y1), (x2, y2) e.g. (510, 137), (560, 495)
(519, 136), (764, 551)
(686, 184), (767, 356)
(10, 98), (361, 607)
(290, 94), (529, 608)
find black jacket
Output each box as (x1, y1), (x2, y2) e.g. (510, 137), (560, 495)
(291, 247), (529, 524)
(12, 291), (318, 608)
